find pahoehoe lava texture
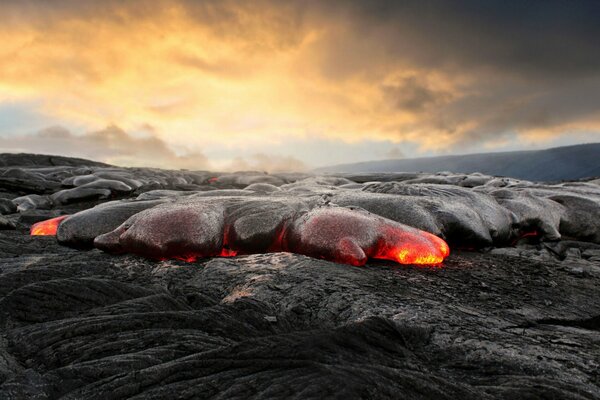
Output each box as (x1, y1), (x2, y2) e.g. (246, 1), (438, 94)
(83, 198), (449, 266)
(1, 153), (600, 399)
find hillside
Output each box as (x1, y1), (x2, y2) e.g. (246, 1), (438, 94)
(316, 143), (600, 181)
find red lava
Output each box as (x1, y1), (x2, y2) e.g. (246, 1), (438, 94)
(520, 231), (539, 238)
(219, 248), (239, 257)
(374, 229), (450, 266)
(163, 248), (239, 263)
(44, 209), (451, 267)
(511, 230), (539, 245)
(30, 215), (70, 236)
(286, 208), (450, 267)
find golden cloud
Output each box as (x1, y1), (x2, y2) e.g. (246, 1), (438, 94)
(0, 125), (210, 170)
(0, 0), (598, 162)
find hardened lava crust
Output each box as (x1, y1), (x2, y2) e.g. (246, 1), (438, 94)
(0, 153), (599, 399)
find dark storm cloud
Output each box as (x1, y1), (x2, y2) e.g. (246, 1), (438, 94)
(330, 0), (600, 79)
(382, 77), (452, 113)
(313, 0), (600, 145)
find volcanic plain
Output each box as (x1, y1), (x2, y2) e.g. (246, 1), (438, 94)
(0, 154), (599, 399)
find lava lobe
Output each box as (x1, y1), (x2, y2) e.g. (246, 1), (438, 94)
(43, 198), (450, 266)
(30, 215), (69, 236)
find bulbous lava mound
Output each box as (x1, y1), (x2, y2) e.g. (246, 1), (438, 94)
(13, 156), (600, 268)
(286, 207), (449, 266)
(52, 198), (450, 266)
(30, 215), (69, 236)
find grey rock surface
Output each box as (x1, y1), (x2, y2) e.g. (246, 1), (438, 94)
(0, 233), (598, 399)
(0, 153), (598, 399)
(0, 200), (16, 215)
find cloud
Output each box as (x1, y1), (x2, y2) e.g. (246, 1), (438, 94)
(0, 0), (598, 163)
(385, 147), (405, 159)
(382, 76), (452, 113)
(318, 0), (600, 79)
(0, 125), (210, 170)
(226, 153), (308, 173)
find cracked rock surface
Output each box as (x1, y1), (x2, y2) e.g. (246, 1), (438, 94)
(0, 234), (598, 399)
(0, 153), (599, 399)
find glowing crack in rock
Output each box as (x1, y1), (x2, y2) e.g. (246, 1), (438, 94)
(30, 215), (70, 236)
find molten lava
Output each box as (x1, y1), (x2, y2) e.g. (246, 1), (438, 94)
(372, 228), (450, 266)
(30, 215), (70, 236)
(91, 204), (450, 267)
(219, 247), (238, 257)
(286, 208), (450, 267)
(160, 248), (239, 263)
(511, 229), (539, 245)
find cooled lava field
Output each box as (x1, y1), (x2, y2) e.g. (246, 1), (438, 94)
(0, 154), (599, 399)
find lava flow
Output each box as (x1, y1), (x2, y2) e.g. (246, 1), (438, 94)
(288, 208), (451, 267)
(374, 229), (450, 266)
(171, 247), (239, 263)
(71, 204), (452, 267)
(30, 215), (70, 236)
(511, 229), (539, 245)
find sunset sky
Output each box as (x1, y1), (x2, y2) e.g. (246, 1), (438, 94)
(1, 0), (599, 171)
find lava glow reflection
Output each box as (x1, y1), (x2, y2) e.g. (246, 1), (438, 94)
(30, 215), (69, 236)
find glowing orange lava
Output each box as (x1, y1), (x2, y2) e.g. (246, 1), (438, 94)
(30, 215), (70, 236)
(173, 255), (199, 262)
(78, 205), (451, 267)
(163, 247), (238, 263)
(374, 229), (450, 266)
(219, 247), (238, 257)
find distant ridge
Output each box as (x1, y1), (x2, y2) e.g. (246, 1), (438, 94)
(0, 153), (110, 168)
(315, 143), (600, 181)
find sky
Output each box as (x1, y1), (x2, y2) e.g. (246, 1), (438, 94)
(0, 0), (599, 171)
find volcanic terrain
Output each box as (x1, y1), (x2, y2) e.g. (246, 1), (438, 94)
(0, 153), (599, 399)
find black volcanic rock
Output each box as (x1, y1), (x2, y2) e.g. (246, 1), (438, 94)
(330, 191), (442, 235)
(0, 199), (16, 215)
(490, 189), (563, 240)
(0, 175), (62, 194)
(0, 238), (598, 399)
(0, 216), (15, 230)
(2, 153), (598, 248)
(57, 200), (167, 247)
(244, 182), (282, 193)
(51, 187), (112, 205)
(0, 153), (109, 167)
(0, 152), (599, 399)
(223, 198), (306, 253)
(549, 194), (600, 243)
(96, 201), (228, 259)
(360, 183), (516, 246)
(75, 178), (133, 193)
(214, 173), (286, 187)
(12, 194), (53, 212)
